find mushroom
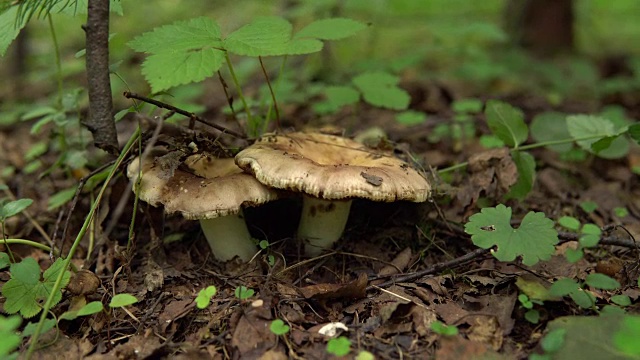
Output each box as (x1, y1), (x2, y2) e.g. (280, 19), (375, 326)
(235, 132), (431, 255)
(127, 150), (279, 261)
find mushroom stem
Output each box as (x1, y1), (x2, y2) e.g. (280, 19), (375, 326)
(297, 195), (353, 256)
(199, 210), (257, 261)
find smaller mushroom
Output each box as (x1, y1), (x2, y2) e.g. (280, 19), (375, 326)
(235, 132), (431, 256)
(127, 150), (279, 261)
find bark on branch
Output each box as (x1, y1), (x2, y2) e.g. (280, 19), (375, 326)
(84, 0), (119, 154)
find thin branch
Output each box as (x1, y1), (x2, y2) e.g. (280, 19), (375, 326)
(259, 56), (280, 131)
(83, 0), (119, 154)
(123, 91), (246, 139)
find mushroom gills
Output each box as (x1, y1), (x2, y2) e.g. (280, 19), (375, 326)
(199, 210), (257, 261)
(297, 195), (353, 256)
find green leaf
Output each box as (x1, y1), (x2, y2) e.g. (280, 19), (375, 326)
(579, 234), (600, 248)
(479, 135), (505, 148)
(78, 301), (104, 316)
(295, 18), (366, 40)
(2, 258), (70, 318)
(141, 49), (225, 94)
(452, 98), (483, 114)
(195, 285), (217, 309)
(549, 278), (580, 297)
(541, 328), (566, 353)
(129, 17), (222, 53)
(47, 187), (76, 211)
(313, 85), (360, 114)
(0, 6), (27, 57)
(611, 295), (631, 307)
(109, 293), (138, 308)
(326, 336), (352, 357)
(530, 112), (573, 153)
(0, 252), (9, 270)
(224, 17), (303, 56)
(484, 100), (528, 148)
(585, 273), (620, 290)
(464, 204), (558, 266)
(566, 115), (629, 159)
(614, 207), (629, 218)
(0, 315), (22, 358)
(558, 216), (581, 231)
(352, 72), (410, 110)
(0, 198), (33, 219)
(570, 289), (596, 308)
(629, 123), (640, 145)
(234, 286), (254, 300)
(579, 201), (598, 213)
(525, 309), (540, 324)
(565, 248), (584, 263)
(270, 319), (290, 335)
(430, 321), (459, 336)
(504, 151), (535, 201)
(395, 111), (427, 126)
(615, 316), (640, 356)
(128, 17), (226, 93)
(22, 317), (56, 337)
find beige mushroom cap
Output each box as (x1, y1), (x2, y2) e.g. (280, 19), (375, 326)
(127, 150), (280, 219)
(235, 132), (431, 202)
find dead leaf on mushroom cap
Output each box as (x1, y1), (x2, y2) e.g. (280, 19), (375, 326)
(235, 132), (431, 202)
(126, 150), (280, 219)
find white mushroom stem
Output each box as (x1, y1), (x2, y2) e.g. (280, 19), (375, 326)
(199, 210), (257, 261)
(297, 195), (353, 256)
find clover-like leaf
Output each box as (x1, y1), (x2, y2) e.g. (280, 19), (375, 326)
(464, 204), (558, 266)
(195, 285), (217, 309)
(2, 257), (70, 318)
(234, 286), (254, 300)
(270, 319), (290, 335)
(224, 17), (295, 56)
(484, 100), (528, 148)
(295, 18), (366, 40)
(128, 17), (225, 93)
(352, 72), (410, 110)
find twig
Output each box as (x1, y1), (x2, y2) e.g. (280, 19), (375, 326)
(259, 56), (280, 131)
(123, 91), (245, 139)
(217, 71), (244, 134)
(82, 0), (119, 154)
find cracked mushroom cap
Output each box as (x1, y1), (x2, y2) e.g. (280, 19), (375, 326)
(127, 150), (279, 219)
(234, 132), (431, 202)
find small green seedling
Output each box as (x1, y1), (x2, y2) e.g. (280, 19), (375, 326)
(109, 293), (138, 308)
(1, 257), (71, 318)
(355, 350), (375, 360)
(259, 240), (276, 266)
(518, 294), (543, 324)
(431, 321), (458, 336)
(59, 301), (105, 321)
(326, 336), (352, 357)
(613, 207), (629, 218)
(234, 286), (255, 300)
(269, 319), (290, 335)
(549, 274), (620, 309)
(195, 285), (218, 309)
(465, 204), (559, 266)
(557, 216), (602, 262)
(579, 201), (598, 213)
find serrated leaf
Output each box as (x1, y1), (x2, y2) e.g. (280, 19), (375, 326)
(585, 273), (620, 290)
(352, 72), (410, 110)
(224, 17), (293, 56)
(295, 18), (366, 40)
(0, 6), (27, 57)
(2, 258), (70, 318)
(141, 48), (226, 93)
(504, 151), (535, 201)
(464, 204), (558, 266)
(0, 198), (33, 219)
(109, 293), (138, 308)
(484, 100), (528, 148)
(128, 17), (222, 53)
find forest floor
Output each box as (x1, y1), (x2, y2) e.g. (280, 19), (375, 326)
(1, 80), (639, 359)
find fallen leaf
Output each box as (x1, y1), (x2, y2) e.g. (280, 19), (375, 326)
(299, 272), (367, 301)
(436, 336), (508, 360)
